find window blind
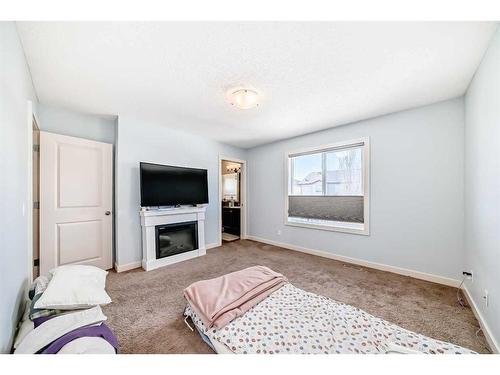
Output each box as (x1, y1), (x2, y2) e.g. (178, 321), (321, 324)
(288, 195), (364, 223)
(288, 141), (364, 158)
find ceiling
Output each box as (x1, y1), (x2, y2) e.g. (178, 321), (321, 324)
(17, 22), (497, 148)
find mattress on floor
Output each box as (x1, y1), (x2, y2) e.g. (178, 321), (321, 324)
(184, 283), (476, 354)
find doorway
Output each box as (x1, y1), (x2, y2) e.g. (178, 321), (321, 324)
(219, 157), (247, 245)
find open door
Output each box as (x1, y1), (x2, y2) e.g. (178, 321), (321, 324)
(40, 132), (113, 274)
(219, 158), (246, 245)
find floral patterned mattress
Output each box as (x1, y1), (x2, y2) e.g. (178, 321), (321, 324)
(184, 283), (475, 354)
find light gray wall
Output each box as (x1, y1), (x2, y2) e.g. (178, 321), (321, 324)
(37, 104), (116, 144)
(0, 22), (38, 353)
(247, 98), (465, 280)
(464, 26), (500, 349)
(115, 115), (247, 266)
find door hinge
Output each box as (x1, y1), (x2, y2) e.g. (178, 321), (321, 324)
(33, 259), (39, 267)
(33, 201), (39, 209)
(33, 144), (40, 152)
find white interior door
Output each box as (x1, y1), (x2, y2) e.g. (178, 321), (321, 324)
(40, 132), (113, 274)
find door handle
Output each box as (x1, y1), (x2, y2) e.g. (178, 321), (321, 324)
(105, 211), (111, 215)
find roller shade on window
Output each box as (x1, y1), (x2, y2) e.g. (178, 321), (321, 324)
(288, 141), (365, 158)
(288, 196), (364, 223)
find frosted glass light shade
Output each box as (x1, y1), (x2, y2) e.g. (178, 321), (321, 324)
(228, 89), (259, 109)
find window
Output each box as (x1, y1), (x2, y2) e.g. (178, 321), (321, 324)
(286, 138), (369, 235)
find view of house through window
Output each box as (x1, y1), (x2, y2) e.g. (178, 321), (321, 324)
(287, 139), (369, 234)
(291, 147), (363, 196)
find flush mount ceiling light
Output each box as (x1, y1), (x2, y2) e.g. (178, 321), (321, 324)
(227, 88), (260, 110)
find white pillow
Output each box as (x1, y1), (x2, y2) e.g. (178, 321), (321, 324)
(34, 265), (112, 310)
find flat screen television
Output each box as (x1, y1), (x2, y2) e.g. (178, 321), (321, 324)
(140, 162), (209, 207)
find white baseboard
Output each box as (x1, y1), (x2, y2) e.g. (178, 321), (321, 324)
(206, 242), (220, 250)
(246, 235), (461, 288)
(462, 285), (499, 353)
(114, 261), (141, 273)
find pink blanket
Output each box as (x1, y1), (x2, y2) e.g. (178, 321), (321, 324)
(184, 266), (287, 329)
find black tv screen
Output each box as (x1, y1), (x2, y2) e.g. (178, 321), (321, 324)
(140, 162), (209, 207)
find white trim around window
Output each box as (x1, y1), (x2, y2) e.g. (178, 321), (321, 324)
(284, 137), (370, 235)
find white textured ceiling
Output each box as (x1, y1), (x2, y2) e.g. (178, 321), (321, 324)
(17, 22), (497, 148)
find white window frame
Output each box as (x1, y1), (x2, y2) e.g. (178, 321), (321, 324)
(284, 137), (370, 235)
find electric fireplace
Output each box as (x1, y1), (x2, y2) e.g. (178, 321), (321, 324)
(155, 221), (198, 259)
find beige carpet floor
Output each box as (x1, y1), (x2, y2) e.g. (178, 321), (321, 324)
(103, 240), (490, 354)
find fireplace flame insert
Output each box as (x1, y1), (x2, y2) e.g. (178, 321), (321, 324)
(155, 221), (198, 259)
